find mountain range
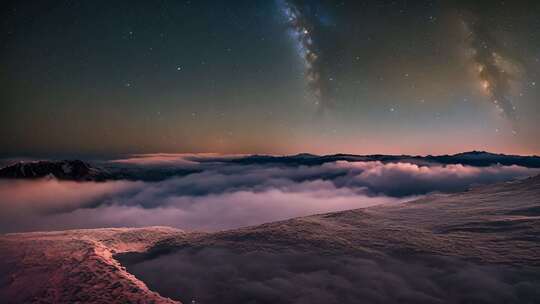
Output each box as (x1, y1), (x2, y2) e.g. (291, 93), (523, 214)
(1, 151), (539, 182)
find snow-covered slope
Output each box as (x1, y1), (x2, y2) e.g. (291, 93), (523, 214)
(139, 174), (539, 264)
(0, 227), (183, 304)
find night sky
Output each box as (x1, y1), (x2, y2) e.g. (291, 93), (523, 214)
(1, 0), (539, 157)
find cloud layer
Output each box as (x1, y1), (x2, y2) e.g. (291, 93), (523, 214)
(0, 160), (537, 233)
(122, 248), (540, 304)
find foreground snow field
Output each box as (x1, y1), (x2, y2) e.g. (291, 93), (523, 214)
(1, 175), (539, 303)
(0, 227), (182, 303)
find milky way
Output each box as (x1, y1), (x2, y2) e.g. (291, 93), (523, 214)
(278, 0), (329, 109)
(462, 14), (521, 125)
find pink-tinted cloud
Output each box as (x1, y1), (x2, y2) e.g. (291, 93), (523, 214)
(329, 161), (537, 196)
(0, 178), (401, 232)
(110, 153), (205, 167)
(109, 153), (246, 167)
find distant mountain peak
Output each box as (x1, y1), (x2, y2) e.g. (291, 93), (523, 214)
(454, 150), (495, 156)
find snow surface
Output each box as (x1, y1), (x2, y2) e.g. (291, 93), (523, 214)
(0, 227), (183, 303)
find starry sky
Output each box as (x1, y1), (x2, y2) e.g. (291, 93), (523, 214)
(1, 0), (539, 157)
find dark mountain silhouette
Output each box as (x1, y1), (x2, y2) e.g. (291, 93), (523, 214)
(1, 151), (539, 182)
(0, 160), (108, 181)
(229, 151), (540, 167)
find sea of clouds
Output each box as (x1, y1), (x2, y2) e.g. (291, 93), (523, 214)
(0, 154), (537, 233)
(123, 247), (540, 304)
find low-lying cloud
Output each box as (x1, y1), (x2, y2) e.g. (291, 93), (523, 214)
(121, 248), (540, 304)
(0, 160), (537, 233)
(109, 153), (244, 167)
(0, 179), (400, 232)
(330, 161), (535, 196)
